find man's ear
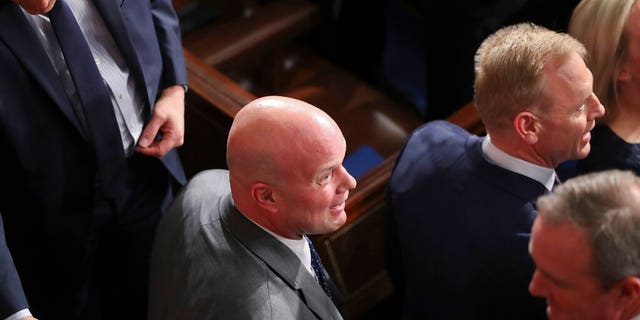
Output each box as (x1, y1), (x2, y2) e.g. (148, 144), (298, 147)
(613, 276), (640, 319)
(251, 182), (278, 213)
(514, 111), (540, 145)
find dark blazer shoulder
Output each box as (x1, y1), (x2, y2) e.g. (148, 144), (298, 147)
(390, 120), (478, 194)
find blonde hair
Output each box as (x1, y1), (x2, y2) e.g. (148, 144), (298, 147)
(569, 0), (636, 122)
(474, 23), (587, 132)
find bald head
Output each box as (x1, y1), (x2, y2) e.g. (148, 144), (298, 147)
(227, 96), (344, 187)
(226, 96), (356, 238)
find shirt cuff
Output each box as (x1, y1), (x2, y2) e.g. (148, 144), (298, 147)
(4, 308), (32, 320)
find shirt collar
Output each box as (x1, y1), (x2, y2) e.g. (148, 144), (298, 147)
(482, 135), (556, 191)
(246, 216), (314, 275)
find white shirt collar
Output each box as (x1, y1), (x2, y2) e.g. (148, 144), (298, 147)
(482, 135), (556, 191)
(246, 217), (314, 276)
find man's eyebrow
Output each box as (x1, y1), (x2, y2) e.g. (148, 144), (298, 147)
(537, 265), (566, 286)
(312, 165), (335, 181)
(530, 250), (563, 285)
(317, 163), (338, 173)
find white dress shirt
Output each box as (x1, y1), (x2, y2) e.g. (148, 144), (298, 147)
(482, 135), (556, 191)
(254, 222), (316, 278)
(21, 0), (145, 155)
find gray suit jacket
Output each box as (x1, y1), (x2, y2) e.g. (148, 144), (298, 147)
(149, 169), (343, 320)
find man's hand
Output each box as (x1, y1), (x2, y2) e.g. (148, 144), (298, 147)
(135, 85), (185, 158)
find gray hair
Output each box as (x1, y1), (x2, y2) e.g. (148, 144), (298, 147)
(474, 22), (587, 133)
(537, 170), (640, 288)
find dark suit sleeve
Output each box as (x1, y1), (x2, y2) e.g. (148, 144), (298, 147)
(151, 0), (188, 89)
(0, 213), (28, 319)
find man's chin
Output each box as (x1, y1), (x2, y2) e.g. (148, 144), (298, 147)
(19, 0), (57, 15)
(326, 211), (347, 231)
(575, 143), (591, 160)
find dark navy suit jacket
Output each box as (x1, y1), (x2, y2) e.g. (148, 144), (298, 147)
(386, 120), (546, 319)
(0, 0), (186, 317)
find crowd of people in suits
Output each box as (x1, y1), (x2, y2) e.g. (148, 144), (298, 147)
(387, 0), (640, 319)
(2, 0), (640, 319)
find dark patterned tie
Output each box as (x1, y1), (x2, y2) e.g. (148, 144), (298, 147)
(306, 236), (332, 301)
(47, 0), (126, 198)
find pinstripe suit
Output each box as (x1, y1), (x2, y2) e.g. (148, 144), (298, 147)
(0, 0), (186, 318)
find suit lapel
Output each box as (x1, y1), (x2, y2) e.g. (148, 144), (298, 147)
(0, 2), (85, 135)
(221, 197), (342, 320)
(92, 0), (150, 110)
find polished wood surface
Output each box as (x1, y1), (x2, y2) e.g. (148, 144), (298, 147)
(178, 49), (255, 177)
(182, 0), (318, 69)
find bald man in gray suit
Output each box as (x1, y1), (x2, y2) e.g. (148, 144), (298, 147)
(149, 96), (357, 320)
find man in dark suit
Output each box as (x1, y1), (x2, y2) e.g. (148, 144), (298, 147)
(0, 0), (186, 319)
(149, 96), (356, 320)
(386, 23), (605, 319)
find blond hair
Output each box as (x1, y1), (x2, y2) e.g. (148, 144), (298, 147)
(474, 23), (587, 132)
(569, 0), (636, 122)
